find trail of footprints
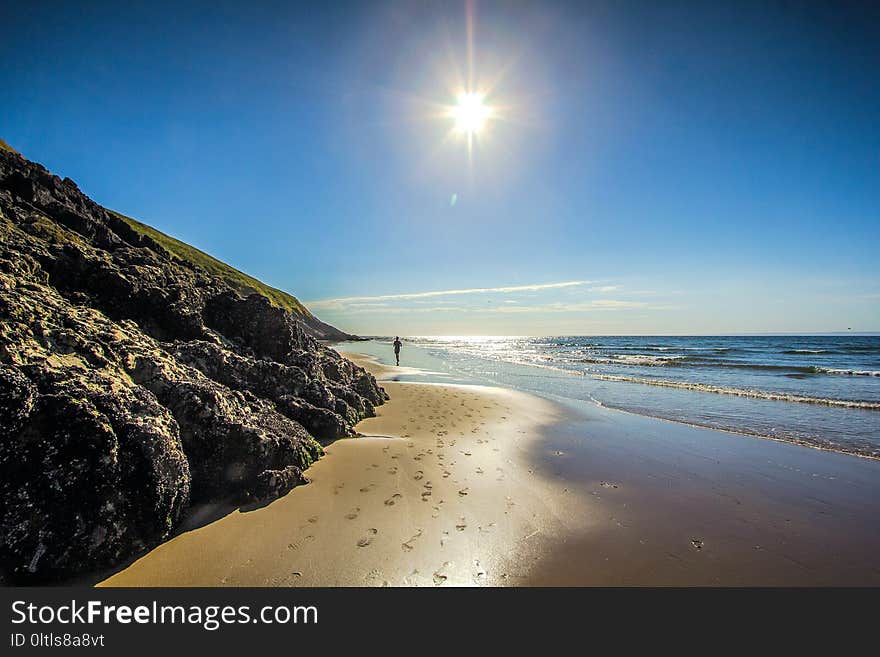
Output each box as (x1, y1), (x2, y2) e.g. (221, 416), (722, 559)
(293, 388), (518, 583)
(272, 389), (524, 582)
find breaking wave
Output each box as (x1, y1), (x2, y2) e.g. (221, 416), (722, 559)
(588, 373), (880, 410)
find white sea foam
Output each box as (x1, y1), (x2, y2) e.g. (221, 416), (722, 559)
(589, 374), (880, 409)
(609, 353), (687, 365)
(820, 368), (880, 377)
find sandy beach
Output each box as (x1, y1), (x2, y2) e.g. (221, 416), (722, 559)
(99, 354), (578, 586)
(99, 351), (880, 587)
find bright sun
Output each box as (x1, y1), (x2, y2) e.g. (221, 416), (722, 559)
(451, 92), (491, 136)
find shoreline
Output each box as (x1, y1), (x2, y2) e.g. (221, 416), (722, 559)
(593, 397), (880, 462)
(99, 350), (880, 586)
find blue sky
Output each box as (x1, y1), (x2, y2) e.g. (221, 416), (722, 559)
(3, 1), (878, 335)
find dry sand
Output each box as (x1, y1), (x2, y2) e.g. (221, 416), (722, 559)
(99, 352), (880, 587)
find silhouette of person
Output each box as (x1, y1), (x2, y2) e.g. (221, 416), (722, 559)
(393, 336), (402, 365)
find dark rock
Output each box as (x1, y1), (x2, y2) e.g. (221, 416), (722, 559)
(0, 148), (385, 583)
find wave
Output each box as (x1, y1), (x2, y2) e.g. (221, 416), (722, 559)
(602, 345), (738, 353)
(609, 353), (689, 366)
(567, 353), (880, 377)
(842, 345), (880, 353)
(588, 374), (880, 410)
(821, 368), (880, 377)
(782, 349), (834, 355)
(573, 355), (830, 374)
(574, 354), (689, 367)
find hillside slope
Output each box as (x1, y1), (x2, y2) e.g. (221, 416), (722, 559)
(0, 145), (386, 583)
(0, 138), (18, 154)
(109, 210), (351, 341)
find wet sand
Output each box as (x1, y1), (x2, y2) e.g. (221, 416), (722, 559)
(99, 352), (880, 586)
(523, 400), (880, 585)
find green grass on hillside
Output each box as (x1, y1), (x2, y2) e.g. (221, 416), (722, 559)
(110, 210), (313, 318)
(0, 138), (19, 154)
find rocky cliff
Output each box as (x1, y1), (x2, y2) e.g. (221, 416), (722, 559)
(0, 147), (387, 583)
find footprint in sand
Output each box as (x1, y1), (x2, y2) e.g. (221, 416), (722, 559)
(384, 493), (402, 506)
(357, 528), (378, 548)
(421, 490), (432, 502)
(345, 507), (360, 520)
(413, 470), (424, 481)
(432, 506), (441, 518)
(307, 516), (319, 524)
(456, 517), (467, 532)
(433, 562), (452, 585)
(691, 539), (704, 550)
(359, 484), (376, 493)
(458, 488), (470, 497)
(364, 568), (388, 587)
(401, 529), (423, 552)
(600, 481), (619, 489)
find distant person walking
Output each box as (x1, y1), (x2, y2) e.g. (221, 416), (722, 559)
(393, 336), (402, 366)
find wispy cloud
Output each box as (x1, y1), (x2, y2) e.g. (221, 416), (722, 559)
(346, 306), (473, 315)
(306, 280), (589, 309)
(492, 300), (650, 313)
(589, 285), (619, 293)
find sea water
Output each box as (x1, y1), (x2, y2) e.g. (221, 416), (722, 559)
(347, 335), (880, 459)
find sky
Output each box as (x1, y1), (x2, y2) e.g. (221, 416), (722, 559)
(3, 0), (879, 335)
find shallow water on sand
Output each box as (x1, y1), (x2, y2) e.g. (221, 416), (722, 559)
(344, 336), (880, 459)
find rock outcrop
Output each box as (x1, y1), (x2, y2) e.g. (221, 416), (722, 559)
(0, 148), (387, 583)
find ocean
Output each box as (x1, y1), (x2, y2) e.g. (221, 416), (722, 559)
(349, 335), (880, 459)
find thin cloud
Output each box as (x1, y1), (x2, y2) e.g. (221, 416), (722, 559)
(306, 280), (589, 309)
(589, 285), (619, 293)
(492, 300), (650, 313)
